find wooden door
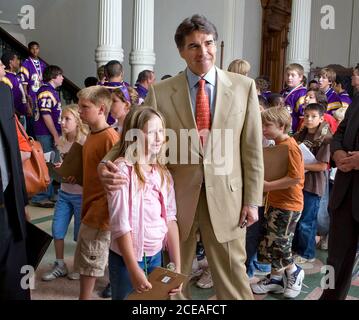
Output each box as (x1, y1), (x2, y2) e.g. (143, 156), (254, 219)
(260, 0), (292, 93)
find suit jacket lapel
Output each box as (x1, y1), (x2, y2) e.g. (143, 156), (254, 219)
(170, 72), (196, 130)
(170, 73), (203, 156)
(211, 68), (233, 130)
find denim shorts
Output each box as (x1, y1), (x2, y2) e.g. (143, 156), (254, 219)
(109, 249), (162, 300)
(52, 190), (82, 241)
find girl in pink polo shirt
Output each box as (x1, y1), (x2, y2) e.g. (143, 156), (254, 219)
(107, 106), (181, 300)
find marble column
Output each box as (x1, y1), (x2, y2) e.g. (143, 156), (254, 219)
(287, 0), (312, 75)
(95, 0), (124, 68)
(129, 0), (156, 85)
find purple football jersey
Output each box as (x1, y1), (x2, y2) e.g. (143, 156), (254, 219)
(2, 71), (28, 115)
(34, 83), (62, 136)
(338, 91), (352, 108)
(20, 57), (47, 103)
(325, 88), (342, 115)
(281, 84), (307, 132)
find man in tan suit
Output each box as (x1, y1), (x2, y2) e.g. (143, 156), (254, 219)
(99, 14), (264, 300)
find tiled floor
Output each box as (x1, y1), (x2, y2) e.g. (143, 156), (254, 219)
(28, 205), (359, 300)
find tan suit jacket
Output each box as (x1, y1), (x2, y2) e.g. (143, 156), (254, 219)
(144, 67), (264, 243)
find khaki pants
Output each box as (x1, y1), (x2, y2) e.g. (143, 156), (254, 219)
(179, 187), (253, 300)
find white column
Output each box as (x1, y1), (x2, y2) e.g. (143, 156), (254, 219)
(129, 0), (156, 85)
(95, 0), (124, 68)
(286, 0), (312, 75)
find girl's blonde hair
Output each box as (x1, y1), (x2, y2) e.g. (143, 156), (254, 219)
(227, 59), (251, 76)
(117, 105), (170, 188)
(60, 104), (89, 143)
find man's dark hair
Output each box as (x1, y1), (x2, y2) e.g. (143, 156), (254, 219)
(174, 14), (218, 49)
(136, 70), (153, 84)
(268, 93), (284, 107)
(1, 51), (18, 69)
(43, 65), (63, 82)
(28, 41), (40, 50)
(304, 103), (326, 116)
(104, 60), (123, 79)
(309, 79), (318, 85)
(84, 76), (98, 88)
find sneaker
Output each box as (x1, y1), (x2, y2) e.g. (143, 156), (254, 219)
(283, 265), (305, 299)
(42, 262), (68, 281)
(251, 275), (285, 294)
(319, 235), (328, 250)
(101, 283), (111, 298)
(196, 268), (213, 289)
(67, 272), (80, 280)
(294, 255), (315, 264)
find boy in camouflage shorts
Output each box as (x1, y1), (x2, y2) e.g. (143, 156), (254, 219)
(251, 107), (305, 299)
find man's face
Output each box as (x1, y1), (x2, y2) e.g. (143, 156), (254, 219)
(148, 72), (156, 86)
(29, 45), (40, 58)
(352, 69), (359, 89)
(179, 31), (216, 77)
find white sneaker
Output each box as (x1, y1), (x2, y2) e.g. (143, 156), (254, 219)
(294, 255), (315, 264)
(283, 265), (305, 299)
(67, 272), (80, 280)
(251, 275), (285, 294)
(42, 262), (68, 281)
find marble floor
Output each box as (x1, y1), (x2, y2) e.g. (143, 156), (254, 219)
(27, 205), (359, 300)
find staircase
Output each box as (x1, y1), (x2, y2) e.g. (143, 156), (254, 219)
(0, 26), (80, 104)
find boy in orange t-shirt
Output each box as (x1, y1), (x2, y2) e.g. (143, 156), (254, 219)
(251, 107), (305, 299)
(73, 86), (120, 300)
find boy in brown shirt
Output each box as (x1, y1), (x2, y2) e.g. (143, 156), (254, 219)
(293, 103), (332, 263)
(73, 86), (120, 299)
(251, 106), (305, 299)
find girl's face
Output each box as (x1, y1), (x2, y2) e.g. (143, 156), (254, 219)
(142, 115), (165, 157)
(61, 111), (77, 134)
(304, 91), (317, 106)
(111, 94), (129, 121)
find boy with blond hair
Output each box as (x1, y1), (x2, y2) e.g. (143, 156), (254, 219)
(281, 63), (307, 133)
(318, 68), (342, 115)
(251, 106), (305, 299)
(73, 86), (120, 299)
